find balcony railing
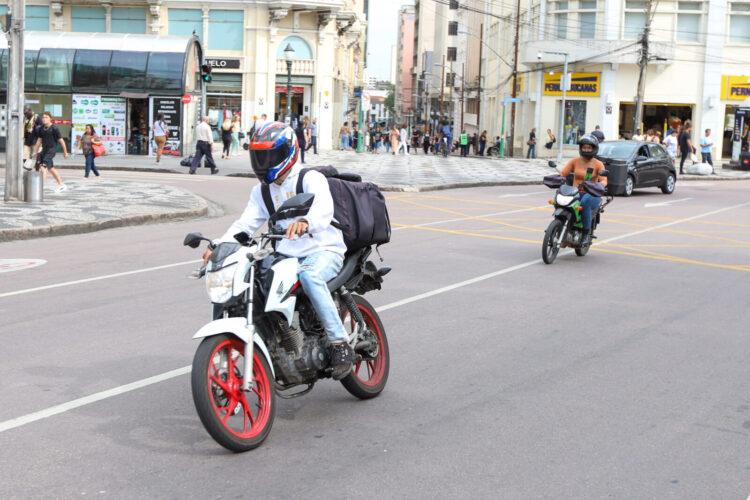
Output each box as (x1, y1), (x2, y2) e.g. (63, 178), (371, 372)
(276, 59), (316, 76)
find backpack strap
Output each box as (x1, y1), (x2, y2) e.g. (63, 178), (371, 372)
(260, 183), (275, 218)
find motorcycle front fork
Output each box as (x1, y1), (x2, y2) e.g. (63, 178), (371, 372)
(242, 266), (256, 392)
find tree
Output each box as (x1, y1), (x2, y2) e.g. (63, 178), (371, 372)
(384, 83), (396, 117)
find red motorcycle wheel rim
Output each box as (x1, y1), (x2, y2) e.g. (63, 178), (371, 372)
(205, 338), (272, 439)
(348, 305), (386, 387)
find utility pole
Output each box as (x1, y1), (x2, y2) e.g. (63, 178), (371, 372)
(633, 0), (653, 137)
(4, 0), (25, 202)
(476, 23), (483, 132)
(509, 0), (521, 158)
(460, 63), (465, 132)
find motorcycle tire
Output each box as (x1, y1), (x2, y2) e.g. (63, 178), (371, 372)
(340, 295), (390, 399)
(191, 334), (276, 452)
(575, 241), (590, 257)
(542, 219), (563, 264)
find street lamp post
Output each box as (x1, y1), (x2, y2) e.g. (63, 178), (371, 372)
(284, 44), (295, 124)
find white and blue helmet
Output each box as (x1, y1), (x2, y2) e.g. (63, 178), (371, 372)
(249, 121), (299, 184)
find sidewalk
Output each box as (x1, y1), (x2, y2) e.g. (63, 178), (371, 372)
(2, 148), (749, 242)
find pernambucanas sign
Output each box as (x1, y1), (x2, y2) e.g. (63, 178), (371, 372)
(543, 73), (601, 97)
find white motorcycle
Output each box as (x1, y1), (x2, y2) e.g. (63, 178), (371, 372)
(184, 193), (391, 452)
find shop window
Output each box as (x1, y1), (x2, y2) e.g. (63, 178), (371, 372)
(24, 50), (38, 91)
(112, 7), (146, 34)
(208, 10), (243, 50)
(27, 6), (49, 31)
(564, 100), (586, 144)
(729, 3), (750, 43)
(169, 9), (202, 41)
(109, 51), (147, 91)
(146, 52), (183, 91)
(72, 50), (112, 91)
(35, 48), (76, 91)
(71, 6), (106, 33)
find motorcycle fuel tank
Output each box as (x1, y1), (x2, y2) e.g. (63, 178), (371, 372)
(265, 257), (299, 324)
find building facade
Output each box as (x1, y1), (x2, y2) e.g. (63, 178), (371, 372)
(395, 5), (414, 126)
(479, 0), (750, 160)
(0, 0), (367, 154)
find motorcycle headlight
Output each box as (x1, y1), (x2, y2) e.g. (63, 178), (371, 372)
(205, 263), (237, 304)
(555, 193), (576, 206)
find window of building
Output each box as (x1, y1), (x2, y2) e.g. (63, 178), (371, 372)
(564, 100), (586, 144)
(27, 6), (50, 31)
(208, 10), (243, 50)
(109, 51), (148, 90)
(556, 1), (568, 39)
(24, 50), (38, 91)
(112, 7), (146, 34)
(146, 52), (183, 91)
(448, 21), (458, 36)
(276, 36), (313, 59)
(447, 47), (457, 61)
(72, 50), (112, 91)
(675, 2), (703, 42)
(624, 1), (647, 39)
(729, 2), (750, 43)
(35, 48), (76, 91)
(169, 9), (202, 41)
(580, 12), (596, 38)
(71, 6), (106, 33)
(0, 50), (7, 89)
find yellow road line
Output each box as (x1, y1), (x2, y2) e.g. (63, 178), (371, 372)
(392, 223), (540, 244)
(393, 198), (541, 233)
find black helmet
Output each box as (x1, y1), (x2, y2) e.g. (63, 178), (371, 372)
(248, 121), (298, 184)
(578, 133), (599, 158)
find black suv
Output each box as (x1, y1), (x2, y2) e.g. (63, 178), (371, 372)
(596, 141), (677, 196)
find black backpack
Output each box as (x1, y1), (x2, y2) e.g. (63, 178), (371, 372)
(260, 166), (391, 253)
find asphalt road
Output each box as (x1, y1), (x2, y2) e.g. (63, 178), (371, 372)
(1, 173), (749, 499)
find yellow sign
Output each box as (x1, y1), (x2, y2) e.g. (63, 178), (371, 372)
(721, 75), (750, 101)
(514, 75), (524, 94)
(543, 72), (600, 97)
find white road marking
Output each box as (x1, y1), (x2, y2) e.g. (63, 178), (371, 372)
(644, 197), (693, 208)
(498, 191), (548, 198)
(0, 260), (201, 299)
(392, 206), (546, 231)
(0, 202), (748, 433)
(0, 259), (47, 274)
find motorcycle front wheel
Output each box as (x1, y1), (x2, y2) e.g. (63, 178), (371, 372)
(340, 295), (390, 399)
(542, 219), (563, 264)
(191, 334), (276, 452)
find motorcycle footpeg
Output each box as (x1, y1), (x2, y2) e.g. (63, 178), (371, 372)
(352, 353), (363, 364)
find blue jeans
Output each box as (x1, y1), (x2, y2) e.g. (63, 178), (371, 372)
(84, 153), (100, 177)
(341, 134), (349, 149)
(701, 152), (713, 166)
(527, 145), (536, 158)
(298, 251), (347, 343)
(579, 193), (601, 230)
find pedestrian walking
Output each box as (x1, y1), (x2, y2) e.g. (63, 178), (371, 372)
(544, 128), (555, 159)
(23, 105), (42, 163)
(678, 124), (695, 175)
(527, 128), (537, 158)
(340, 122), (350, 150)
(664, 130), (678, 160)
(220, 118), (233, 159)
(74, 124), (102, 179)
(632, 128), (644, 141)
(230, 115), (241, 156)
(478, 130), (487, 156)
(397, 124), (408, 154)
(700, 128), (714, 172)
(306, 117), (318, 154)
(32, 111), (70, 192)
(654, 130), (663, 144)
(296, 117), (307, 163)
(591, 125), (605, 143)
(423, 132), (432, 154)
(151, 113), (169, 163)
(470, 133), (477, 155)
(190, 116), (219, 175)
(645, 129), (657, 143)
(389, 124), (399, 154)
(459, 130), (469, 157)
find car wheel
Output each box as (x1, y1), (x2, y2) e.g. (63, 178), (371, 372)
(623, 175), (634, 197)
(661, 173), (675, 194)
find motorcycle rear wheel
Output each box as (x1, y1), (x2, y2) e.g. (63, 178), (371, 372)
(340, 295), (390, 399)
(542, 219), (563, 264)
(191, 334), (276, 452)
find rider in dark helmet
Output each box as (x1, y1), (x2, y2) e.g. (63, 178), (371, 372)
(558, 133), (608, 246)
(203, 121), (354, 379)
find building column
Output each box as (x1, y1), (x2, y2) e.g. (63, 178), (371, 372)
(600, 64), (618, 140)
(50, 2), (64, 32)
(103, 3), (112, 33)
(700, 0), (726, 158)
(316, 13), (337, 151)
(202, 7), (210, 50)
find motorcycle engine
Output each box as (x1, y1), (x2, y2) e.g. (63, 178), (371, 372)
(273, 335), (329, 386)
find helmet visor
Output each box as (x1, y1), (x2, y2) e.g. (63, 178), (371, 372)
(250, 143), (291, 180)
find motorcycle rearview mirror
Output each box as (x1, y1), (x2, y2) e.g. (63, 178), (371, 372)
(183, 232), (205, 248)
(186, 267), (205, 279)
(566, 173), (575, 185)
(269, 192), (316, 225)
(599, 170), (608, 177)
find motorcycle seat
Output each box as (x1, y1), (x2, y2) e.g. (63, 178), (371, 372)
(327, 248), (367, 291)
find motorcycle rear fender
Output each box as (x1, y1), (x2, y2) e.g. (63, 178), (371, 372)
(192, 318), (274, 378)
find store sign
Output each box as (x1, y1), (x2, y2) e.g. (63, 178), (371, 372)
(151, 98), (182, 157)
(206, 58), (241, 70)
(275, 86), (305, 94)
(514, 75), (525, 94)
(721, 75), (750, 101)
(543, 73), (600, 97)
(72, 94), (127, 155)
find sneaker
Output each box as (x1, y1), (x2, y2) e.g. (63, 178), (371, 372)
(329, 343), (353, 380)
(211, 169), (219, 175)
(55, 184), (68, 193)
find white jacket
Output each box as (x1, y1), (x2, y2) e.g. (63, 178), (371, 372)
(218, 165), (346, 257)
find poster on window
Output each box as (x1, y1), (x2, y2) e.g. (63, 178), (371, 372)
(150, 97), (182, 157)
(564, 101), (587, 145)
(71, 95), (127, 155)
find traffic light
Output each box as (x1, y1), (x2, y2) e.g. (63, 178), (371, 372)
(200, 63), (212, 83)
